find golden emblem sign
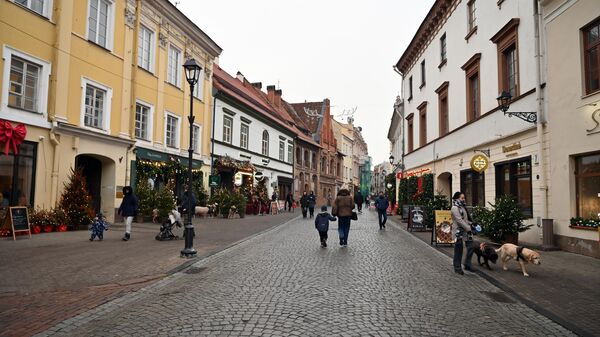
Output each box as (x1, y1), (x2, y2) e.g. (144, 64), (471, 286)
(470, 154), (489, 173)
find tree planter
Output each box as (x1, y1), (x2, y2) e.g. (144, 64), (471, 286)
(32, 225), (42, 234)
(57, 224), (68, 232)
(43, 225), (54, 233)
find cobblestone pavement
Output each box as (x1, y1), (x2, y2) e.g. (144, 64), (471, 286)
(38, 210), (574, 337)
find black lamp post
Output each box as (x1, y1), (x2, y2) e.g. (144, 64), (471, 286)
(181, 58), (202, 258)
(497, 91), (537, 123)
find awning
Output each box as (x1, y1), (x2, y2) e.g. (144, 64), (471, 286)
(135, 147), (203, 169)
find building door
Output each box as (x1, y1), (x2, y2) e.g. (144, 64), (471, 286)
(76, 155), (102, 214)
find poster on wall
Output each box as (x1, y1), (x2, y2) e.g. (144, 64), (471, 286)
(434, 210), (455, 245)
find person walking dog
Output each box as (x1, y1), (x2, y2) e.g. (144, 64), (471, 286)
(118, 186), (138, 241)
(451, 191), (475, 275)
(332, 187), (355, 246)
(374, 192), (389, 229)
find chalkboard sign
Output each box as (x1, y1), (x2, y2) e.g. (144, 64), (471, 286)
(9, 207), (31, 240)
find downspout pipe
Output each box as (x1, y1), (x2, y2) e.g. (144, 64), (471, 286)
(209, 89), (219, 195)
(535, 0), (548, 221)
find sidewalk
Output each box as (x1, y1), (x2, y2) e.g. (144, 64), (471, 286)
(0, 212), (299, 337)
(389, 216), (600, 337)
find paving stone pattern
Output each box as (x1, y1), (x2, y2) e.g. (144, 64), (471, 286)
(37, 211), (574, 337)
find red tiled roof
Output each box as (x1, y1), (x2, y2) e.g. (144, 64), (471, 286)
(290, 102), (324, 134)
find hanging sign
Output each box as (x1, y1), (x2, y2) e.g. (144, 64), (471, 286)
(470, 154), (489, 173)
(234, 172), (243, 187)
(587, 108), (600, 135)
(396, 167), (431, 179)
(254, 171), (264, 181)
(0, 120), (27, 155)
(209, 175), (221, 187)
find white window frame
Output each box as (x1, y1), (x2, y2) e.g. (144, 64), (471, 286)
(134, 99), (154, 143)
(279, 140), (285, 161)
(240, 122), (249, 149)
(1, 46), (52, 128)
(287, 143), (293, 164)
(223, 115), (233, 144)
(164, 112), (181, 149)
(167, 45), (182, 88)
(80, 77), (112, 134)
(192, 68), (204, 100)
(262, 130), (269, 156)
(13, 0), (53, 19)
(137, 24), (155, 73)
(85, 0), (116, 51)
(192, 123), (201, 154)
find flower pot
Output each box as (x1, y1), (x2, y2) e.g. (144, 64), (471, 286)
(32, 225), (42, 234)
(503, 233), (518, 245)
(57, 224), (68, 232)
(43, 225), (53, 233)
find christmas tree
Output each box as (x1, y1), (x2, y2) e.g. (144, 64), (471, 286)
(58, 168), (93, 230)
(255, 178), (268, 203)
(136, 176), (155, 217)
(155, 183), (176, 219)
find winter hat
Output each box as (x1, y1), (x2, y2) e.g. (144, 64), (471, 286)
(320, 205), (327, 212)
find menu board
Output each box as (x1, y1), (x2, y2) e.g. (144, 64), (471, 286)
(9, 207), (31, 240)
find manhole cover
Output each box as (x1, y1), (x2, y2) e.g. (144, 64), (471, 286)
(481, 291), (516, 303)
(184, 267), (207, 274)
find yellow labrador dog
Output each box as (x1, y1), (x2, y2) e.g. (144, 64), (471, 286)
(496, 243), (541, 277)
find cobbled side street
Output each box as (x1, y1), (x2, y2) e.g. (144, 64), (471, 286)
(37, 211), (574, 337)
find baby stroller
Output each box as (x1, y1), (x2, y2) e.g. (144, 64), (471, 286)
(155, 209), (183, 241)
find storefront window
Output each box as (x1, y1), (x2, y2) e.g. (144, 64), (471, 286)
(0, 142), (37, 208)
(576, 153), (600, 219)
(495, 157), (532, 218)
(460, 170), (485, 207)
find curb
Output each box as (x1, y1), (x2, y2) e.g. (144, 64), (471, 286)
(387, 217), (591, 337)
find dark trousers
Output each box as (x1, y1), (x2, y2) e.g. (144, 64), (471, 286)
(301, 207), (308, 218)
(357, 203), (362, 212)
(287, 202), (292, 212)
(338, 216), (351, 244)
(453, 238), (474, 271)
(318, 230), (328, 242)
(377, 210), (387, 227)
(309, 207), (315, 218)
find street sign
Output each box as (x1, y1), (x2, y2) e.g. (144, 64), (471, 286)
(209, 175), (221, 187)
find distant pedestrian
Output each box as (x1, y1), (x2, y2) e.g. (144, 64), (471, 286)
(89, 213), (108, 241)
(300, 192), (309, 218)
(332, 187), (355, 246)
(375, 192), (389, 229)
(118, 186), (138, 241)
(452, 191), (475, 275)
(271, 191), (278, 202)
(179, 188), (196, 216)
(307, 191), (316, 218)
(354, 191), (364, 214)
(286, 192), (294, 212)
(315, 205), (337, 248)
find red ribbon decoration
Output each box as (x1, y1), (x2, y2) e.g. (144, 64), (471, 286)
(417, 177), (423, 193)
(0, 120), (27, 155)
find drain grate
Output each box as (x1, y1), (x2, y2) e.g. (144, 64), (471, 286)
(184, 266), (207, 274)
(481, 291), (516, 303)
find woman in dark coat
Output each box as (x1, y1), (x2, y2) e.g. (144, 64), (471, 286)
(332, 187), (355, 246)
(300, 192), (309, 218)
(118, 186), (138, 241)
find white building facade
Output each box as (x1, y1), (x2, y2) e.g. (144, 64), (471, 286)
(394, 0), (547, 245)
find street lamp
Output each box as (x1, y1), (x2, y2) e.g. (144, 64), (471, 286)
(496, 91), (537, 123)
(181, 58), (202, 258)
(389, 155), (394, 165)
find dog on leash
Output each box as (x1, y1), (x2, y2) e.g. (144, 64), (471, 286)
(472, 241), (498, 270)
(207, 203), (217, 218)
(496, 243), (541, 277)
(228, 205), (239, 219)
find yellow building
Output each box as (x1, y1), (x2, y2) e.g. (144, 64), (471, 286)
(0, 0), (221, 221)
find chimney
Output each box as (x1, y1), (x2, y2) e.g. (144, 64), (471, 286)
(274, 89), (282, 107)
(251, 82), (262, 89)
(267, 85), (276, 104)
(236, 71), (245, 82)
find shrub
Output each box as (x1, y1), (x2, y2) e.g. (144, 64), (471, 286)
(473, 195), (532, 242)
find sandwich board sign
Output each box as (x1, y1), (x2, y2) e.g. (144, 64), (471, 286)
(434, 210), (454, 245)
(9, 207), (31, 240)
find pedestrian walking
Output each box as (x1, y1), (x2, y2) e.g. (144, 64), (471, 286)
(374, 192), (389, 229)
(300, 192), (309, 218)
(332, 187), (355, 246)
(286, 192), (294, 212)
(354, 190), (364, 214)
(315, 205), (336, 248)
(118, 186), (138, 241)
(451, 191), (475, 275)
(307, 191), (316, 218)
(179, 188), (196, 216)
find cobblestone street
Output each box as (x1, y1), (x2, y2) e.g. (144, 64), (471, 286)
(38, 211), (574, 337)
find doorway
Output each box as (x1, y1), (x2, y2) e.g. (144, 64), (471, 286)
(76, 155), (102, 214)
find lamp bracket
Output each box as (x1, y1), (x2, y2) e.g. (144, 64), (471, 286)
(473, 149), (490, 157)
(505, 111), (537, 124)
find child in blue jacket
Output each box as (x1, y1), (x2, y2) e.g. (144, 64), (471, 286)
(314, 205), (337, 247)
(89, 213), (109, 241)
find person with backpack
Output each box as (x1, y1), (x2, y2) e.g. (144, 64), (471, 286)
(314, 205), (337, 247)
(374, 192), (389, 230)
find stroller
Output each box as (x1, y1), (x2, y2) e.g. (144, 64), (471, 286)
(155, 209), (183, 241)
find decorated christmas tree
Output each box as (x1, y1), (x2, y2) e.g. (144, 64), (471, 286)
(155, 183), (176, 219)
(136, 176), (155, 217)
(255, 178), (268, 203)
(58, 168), (94, 230)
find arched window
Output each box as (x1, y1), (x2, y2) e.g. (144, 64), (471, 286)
(304, 150), (310, 168)
(262, 130), (269, 156)
(312, 152), (317, 170)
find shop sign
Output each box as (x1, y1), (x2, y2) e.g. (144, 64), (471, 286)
(502, 142), (521, 153)
(587, 108), (600, 135)
(434, 210), (455, 245)
(254, 171), (264, 181)
(396, 167), (431, 179)
(209, 175), (221, 187)
(470, 154), (489, 173)
(234, 172), (243, 187)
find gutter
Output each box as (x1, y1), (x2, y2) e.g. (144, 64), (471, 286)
(535, 0), (548, 222)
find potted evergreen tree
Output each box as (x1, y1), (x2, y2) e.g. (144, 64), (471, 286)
(473, 195), (532, 244)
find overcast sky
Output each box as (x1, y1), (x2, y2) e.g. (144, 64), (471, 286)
(174, 0), (435, 166)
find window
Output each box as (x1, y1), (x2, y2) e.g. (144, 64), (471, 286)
(460, 170), (485, 207)
(87, 0), (114, 49)
(287, 144), (293, 164)
(192, 124), (200, 153)
(262, 130), (269, 156)
(14, 0), (50, 17)
(440, 33), (447, 64)
(0, 141), (36, 208)
(407, 114), (414, 152)
(420, 60), (426, 88)
(462, 54), (481, 122)
(418, 103), (427, 147)
(193, 68), (204, 100)
(408, 76), (413, 100)
(492, 19), (520, 98)
(138, 25), (154, 72)
(167, 45), (181, 87)
(135, 103), (151, 140)
(583, 18), (600, 94)
(279, 140), (285, 161)
(467, 0), (477, 32)
(84, 84), (106, 129)
(436, 82), (449, 136)
(8, 56), (40, 112)
(165, 114), (179, 148)
(575, 153), (600, 219)
(240, 123), (249, 149)
(223, 116), (233, 144)
(312, 152), (317, 170)
(495, 157), (533, 218)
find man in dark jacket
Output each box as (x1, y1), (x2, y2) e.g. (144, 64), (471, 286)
(354, 191), (364, 214)
(307, 191), (316, 218)
(374, 192), (389, 230)
(180, 189), (196, 215)
(118, 186), (139, 241)
(285, 192), (294, 212)
(300, 192), (309, 218)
